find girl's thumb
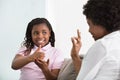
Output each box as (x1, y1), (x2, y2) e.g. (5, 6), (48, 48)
(36, 45), (41, 52)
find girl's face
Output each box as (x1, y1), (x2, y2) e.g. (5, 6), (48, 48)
(32, 23), (51, 47)
(87, 19), (109, 40)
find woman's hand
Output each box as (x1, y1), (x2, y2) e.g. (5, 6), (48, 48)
(71, 29), (82, 74)
(71, 29), (82, 60)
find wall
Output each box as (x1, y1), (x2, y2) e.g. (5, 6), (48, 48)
(46, 0), (94, 58)
(0, 0), (95, 79)
(0, 0), (45, 79)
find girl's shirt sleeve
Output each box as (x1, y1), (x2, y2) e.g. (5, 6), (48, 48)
(16, 46), (26, 56)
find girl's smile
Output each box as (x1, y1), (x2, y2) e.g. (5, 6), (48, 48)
(32, 23), (51, 47)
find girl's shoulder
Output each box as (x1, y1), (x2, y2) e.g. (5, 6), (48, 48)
(16, 46), (27, 55)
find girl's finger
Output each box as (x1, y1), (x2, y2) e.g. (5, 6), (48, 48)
(36, 45), (41, 52)
(47, 59), (49, 65)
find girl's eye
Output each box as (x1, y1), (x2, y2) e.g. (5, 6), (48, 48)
(33, 31), (39, 35)
(42, 31), (47, 35)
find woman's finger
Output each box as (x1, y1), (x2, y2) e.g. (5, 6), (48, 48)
(77, 29), (81, 39)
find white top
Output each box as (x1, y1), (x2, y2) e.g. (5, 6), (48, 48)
(77, 31), (120, 80)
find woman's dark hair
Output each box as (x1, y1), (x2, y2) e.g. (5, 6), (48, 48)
(83, 0), (120, 32)
(23, 18), (55, 51)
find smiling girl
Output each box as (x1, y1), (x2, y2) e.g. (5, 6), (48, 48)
(11, 18), (64, 80)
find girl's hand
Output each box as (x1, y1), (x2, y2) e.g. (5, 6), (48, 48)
(29, 45), (45, 62)
(35, 58), (49, 70)
(71, 29), (82, 60)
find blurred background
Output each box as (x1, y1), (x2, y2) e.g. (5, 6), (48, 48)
(0, 0), (94, 79)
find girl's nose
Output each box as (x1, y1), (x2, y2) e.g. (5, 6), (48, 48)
(38, 33), (43, 38)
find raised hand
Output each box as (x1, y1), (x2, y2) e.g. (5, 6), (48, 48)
(29, 45), (45, 62)
(71, 29), (82, 60)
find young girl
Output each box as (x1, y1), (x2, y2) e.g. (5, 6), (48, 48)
(11, 18), (64, 80)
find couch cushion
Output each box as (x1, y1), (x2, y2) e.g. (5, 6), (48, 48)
(57, 58), (77, 80)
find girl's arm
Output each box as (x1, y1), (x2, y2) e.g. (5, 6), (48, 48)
(11, 46), (45, 70)
(42, 68), (59, 80)
(11, 54), (32, 70)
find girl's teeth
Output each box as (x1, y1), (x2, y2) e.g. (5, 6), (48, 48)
(38, 39), (44, 44)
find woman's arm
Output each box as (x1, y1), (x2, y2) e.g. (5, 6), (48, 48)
(71, 55), (82, 74)
(94, 57), (119, 80)
(71, 29), (82, 74)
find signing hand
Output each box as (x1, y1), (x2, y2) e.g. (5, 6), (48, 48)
(29, 45), (45, 62)
(71, 29), (82, 60)
(35, 58), (49, 70)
